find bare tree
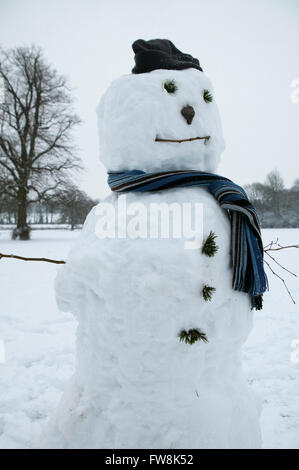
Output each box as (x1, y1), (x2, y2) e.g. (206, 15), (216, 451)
(244, 182), (266, 208)
(264, 169), (284, 217)
(53, 183), (96, 229)
(0, 45), (81, 239)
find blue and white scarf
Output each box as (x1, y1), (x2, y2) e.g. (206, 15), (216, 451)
(108, 169), (268, 310)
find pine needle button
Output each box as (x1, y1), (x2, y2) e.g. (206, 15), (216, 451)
(201, 231), (219, 257)
(178, 328), (208, 345)
(202, 285), (216, 301)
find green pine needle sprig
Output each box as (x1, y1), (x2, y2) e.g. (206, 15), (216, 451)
(202, 285), (216, 301)
(164, 80), (177, 94)
(178, 328), (208, 345)
(203, 89), (213, 103)
(201, 231), (219, 257)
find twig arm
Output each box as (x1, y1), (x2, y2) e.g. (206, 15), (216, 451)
(264, 258), (296, 304)
(264, 244), (299, 252)
(0, 253), (66, 264)
(262, 239), (298, 305)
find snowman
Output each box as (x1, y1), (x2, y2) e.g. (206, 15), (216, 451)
(42, 39), (267, 449)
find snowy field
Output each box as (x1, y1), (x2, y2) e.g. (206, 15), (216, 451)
(0, 228), (298, 449)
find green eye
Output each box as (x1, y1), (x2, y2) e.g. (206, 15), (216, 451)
(164, 80), (177, 94)
(203, 89), (213, 103)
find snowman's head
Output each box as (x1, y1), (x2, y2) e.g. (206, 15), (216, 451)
(97, 41), (225, 173)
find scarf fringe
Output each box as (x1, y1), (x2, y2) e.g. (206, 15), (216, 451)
(251, 295), (263, 311)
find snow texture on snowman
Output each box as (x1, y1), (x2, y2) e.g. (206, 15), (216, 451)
(42, 39), (267, 449)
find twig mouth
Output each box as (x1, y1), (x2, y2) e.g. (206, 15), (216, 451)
(155, 136), (210, 144)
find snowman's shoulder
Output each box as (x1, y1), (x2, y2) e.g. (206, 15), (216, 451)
(141, 186), (229, 226)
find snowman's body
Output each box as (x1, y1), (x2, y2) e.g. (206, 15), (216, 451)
(43, 68), (261, 448)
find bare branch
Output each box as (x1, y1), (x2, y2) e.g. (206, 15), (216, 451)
(264, 244), (299, 252)
(0, 158), (19, 183)
(263, 239), (298, 304)
(0, 253), (65, 264)
(264, 251), (297, 277)
(27, 181), (63, 203)
(264, 259), (296, 304)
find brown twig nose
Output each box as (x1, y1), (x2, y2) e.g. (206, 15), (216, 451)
(181, 105), (195, 125)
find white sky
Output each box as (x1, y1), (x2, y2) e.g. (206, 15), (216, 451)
(1, 0), (298, 199)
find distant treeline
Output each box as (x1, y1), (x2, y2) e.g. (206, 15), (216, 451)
(245, 170), (299, 228)
(0, 183), (98, 229)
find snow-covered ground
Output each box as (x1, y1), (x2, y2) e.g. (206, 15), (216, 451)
(245, 229), (299, 449)
(0, 229), (79, 449)
(0, 228), (298, 449)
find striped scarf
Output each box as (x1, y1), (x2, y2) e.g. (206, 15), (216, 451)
(108, 169), (268, 310)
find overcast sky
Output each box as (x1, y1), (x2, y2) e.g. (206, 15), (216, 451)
(1, 0), (298, 199)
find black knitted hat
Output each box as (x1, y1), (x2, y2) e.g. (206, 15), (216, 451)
(131, 39), (203, 74)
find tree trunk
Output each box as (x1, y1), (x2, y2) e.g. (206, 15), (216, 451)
(70, 206), (75, 230)
(13, 187), (31, 240)
(274, 193), (280, 217)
